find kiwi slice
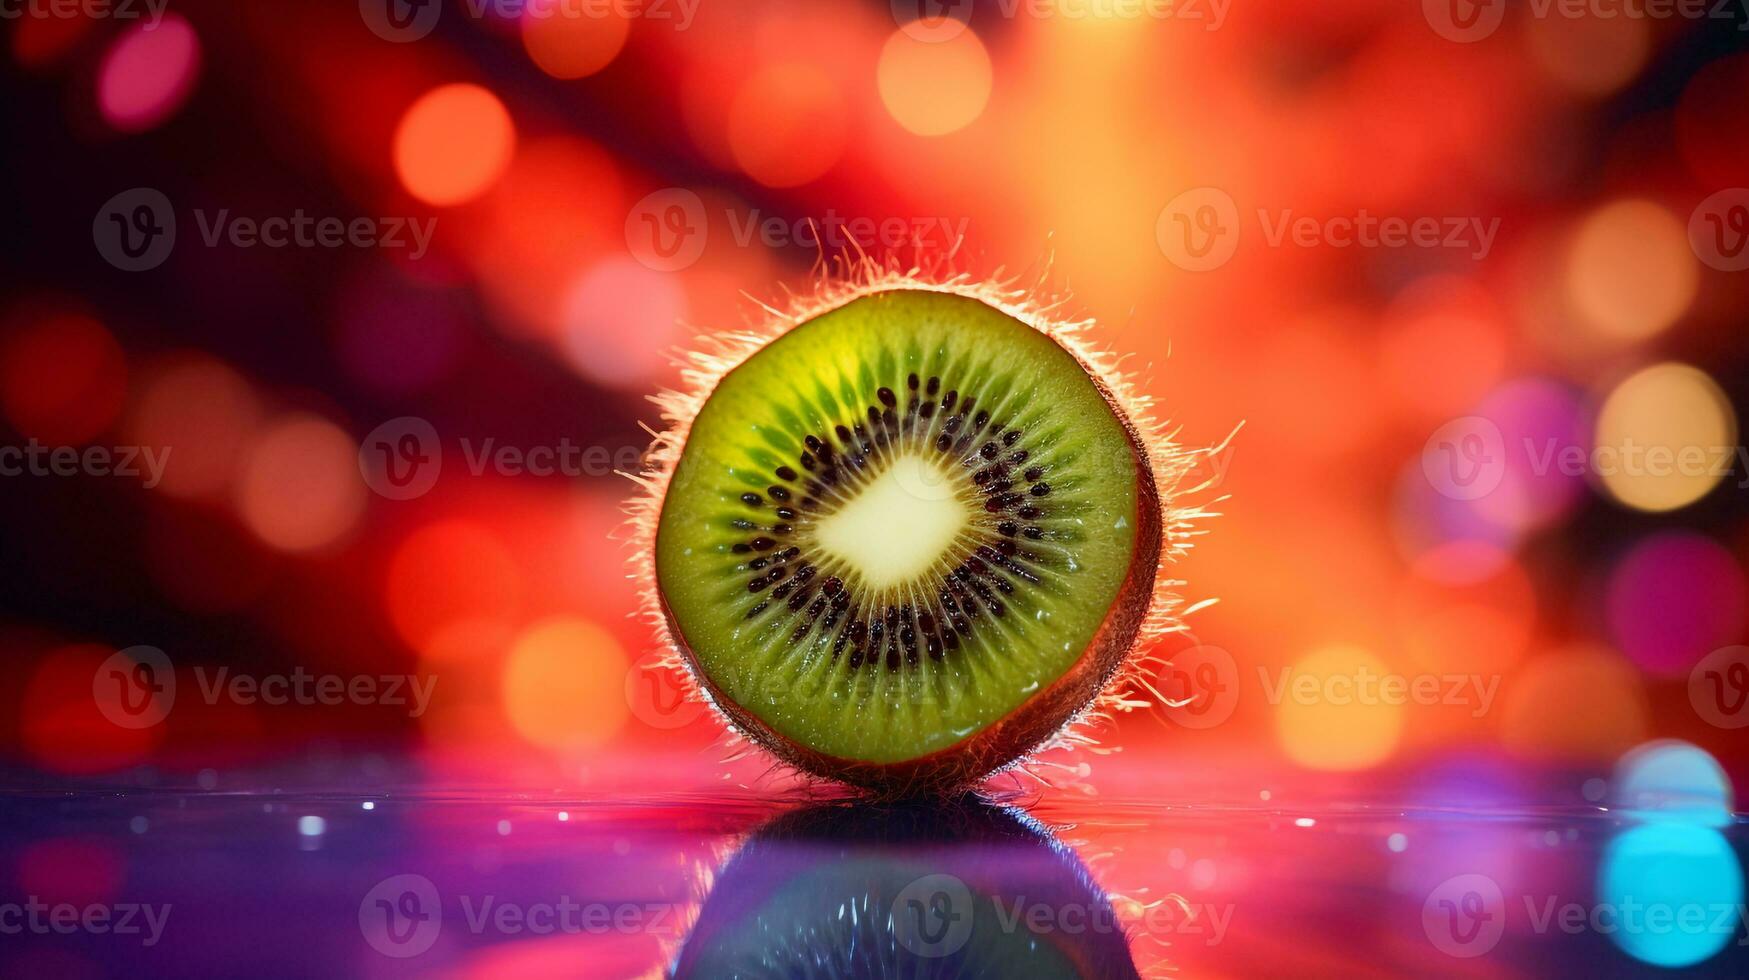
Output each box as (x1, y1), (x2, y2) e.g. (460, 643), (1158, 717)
(671, 798), (1141, 978)
(652, 288), (1162, 793)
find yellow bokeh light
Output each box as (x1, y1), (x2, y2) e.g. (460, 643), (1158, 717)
(1595, 362), (1737, 512)
(1565, 200), (1698, 343)
(501, 617), (629, 753)
(1273, 645), (1403, 772)
(1500, 646), (1647, 762)
(877, 29), (992, 137)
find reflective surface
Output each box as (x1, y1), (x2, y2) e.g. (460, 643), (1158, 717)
(3, 758), (1745, 978)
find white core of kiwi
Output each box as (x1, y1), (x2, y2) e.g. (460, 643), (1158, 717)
(811, 451), (970, 591)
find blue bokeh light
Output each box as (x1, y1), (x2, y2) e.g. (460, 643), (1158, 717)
(1598, 821), (1744, 967)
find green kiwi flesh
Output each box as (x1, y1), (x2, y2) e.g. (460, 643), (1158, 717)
(654, 289), (1159, 793)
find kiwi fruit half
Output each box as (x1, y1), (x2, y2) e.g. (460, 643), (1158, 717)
(652, 287), (1163, 794)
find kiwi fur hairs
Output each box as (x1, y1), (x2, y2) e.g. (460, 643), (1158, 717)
(627, 263), (1223, 798)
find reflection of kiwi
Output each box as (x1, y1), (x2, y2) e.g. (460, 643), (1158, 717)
(649, 287), (1173, 794)
(672, 798), (1140, 979)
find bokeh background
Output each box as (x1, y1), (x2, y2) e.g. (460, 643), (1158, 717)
(3, 0), (1749, 803)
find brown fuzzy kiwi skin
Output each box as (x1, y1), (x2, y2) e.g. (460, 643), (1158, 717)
(654, 373), (1163, 800)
